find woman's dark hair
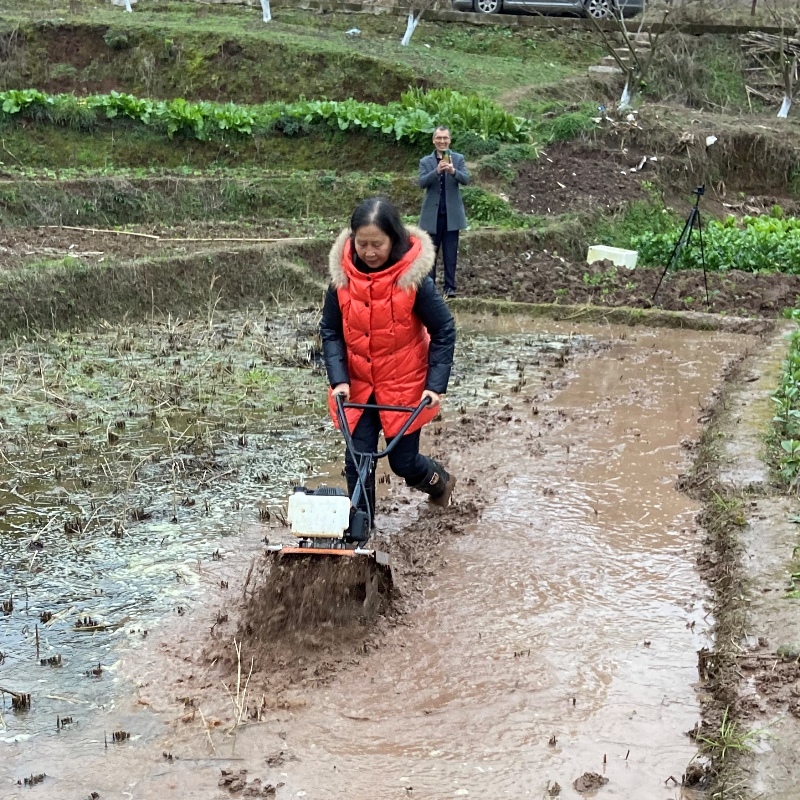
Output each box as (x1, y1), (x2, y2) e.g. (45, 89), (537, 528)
(350, 197), (411, 265)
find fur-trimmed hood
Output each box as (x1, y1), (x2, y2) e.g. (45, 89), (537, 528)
(328, 224), (435, 291)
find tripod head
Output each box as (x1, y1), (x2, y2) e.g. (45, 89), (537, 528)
(692, 184), (706, 197)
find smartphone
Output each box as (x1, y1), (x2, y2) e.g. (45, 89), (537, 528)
(442, 149), (451, 164)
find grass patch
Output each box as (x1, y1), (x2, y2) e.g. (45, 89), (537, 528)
(590, 187), (681, 250)
(461, 186), (534, 229)
(477, 142), (540, 182)
(0, 170), (423, 227)
(518, 100), (599, 144)
(695, 706), (765, 763)
(0, 2), (597, 103)
(0, 118), (419, 172)
(645, 34), (749, 111)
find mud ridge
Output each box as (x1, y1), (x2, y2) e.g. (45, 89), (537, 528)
(678, 348), (759, 794)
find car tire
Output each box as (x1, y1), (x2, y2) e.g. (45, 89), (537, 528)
(583, 0), (617, 19)
(473, 0), (503, 13)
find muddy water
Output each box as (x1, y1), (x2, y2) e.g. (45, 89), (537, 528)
(0, 311), (333, 747)
(244, 325), (751, 800)
(0, 312), (589, 796)
(0, 316), (753, 799)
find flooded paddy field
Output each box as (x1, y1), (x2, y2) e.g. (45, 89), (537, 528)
(0, 310), (758, 799)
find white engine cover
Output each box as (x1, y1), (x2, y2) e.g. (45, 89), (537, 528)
(287, 492), (351, 538)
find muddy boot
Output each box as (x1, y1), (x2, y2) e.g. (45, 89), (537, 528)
(414, 460), (456, 508)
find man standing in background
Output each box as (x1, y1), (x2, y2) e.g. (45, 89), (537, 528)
(418, 126), (470, 299)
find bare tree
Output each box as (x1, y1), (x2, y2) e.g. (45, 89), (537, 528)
(260, 0), (272, 23)
(401, 1), (435, 46)
(589, 3), (671, 109)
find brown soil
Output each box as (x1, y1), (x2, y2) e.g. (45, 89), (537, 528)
(0, 222), (314, 270)
(573, 772), (609, 793)
(10, 222), (797, 321)
(510, 143), (649, 217)
(458, 249), (800, 317)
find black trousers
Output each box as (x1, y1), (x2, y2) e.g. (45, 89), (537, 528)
(344, 405), (429, 492)
(430, 212), (460, 295)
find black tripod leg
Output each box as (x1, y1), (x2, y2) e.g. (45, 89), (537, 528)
(696, 210), (710, 306)
(652, 210), (694, 303)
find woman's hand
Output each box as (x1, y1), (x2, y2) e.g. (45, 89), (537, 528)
(332, 383), (350, 400)
(421, 390), (442, 407)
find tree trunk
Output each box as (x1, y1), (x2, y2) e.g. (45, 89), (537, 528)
(260, 0), (272, 23)
(778, 94), (792, 118)
(401, 10), (420, 46)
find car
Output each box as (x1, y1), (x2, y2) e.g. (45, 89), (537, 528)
(450, 0), (644, 20)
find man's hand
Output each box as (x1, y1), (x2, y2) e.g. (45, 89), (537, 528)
(421, 390), (442, 407)
(332, 383), (350, 400)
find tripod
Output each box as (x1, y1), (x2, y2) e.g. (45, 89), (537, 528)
(652, 185), (710, 306)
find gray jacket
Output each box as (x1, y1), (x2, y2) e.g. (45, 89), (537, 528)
(418, 150), (470, 234)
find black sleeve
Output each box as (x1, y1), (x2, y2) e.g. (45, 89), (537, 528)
(320, 285), (350, 388)
(413, 277), (456, 394)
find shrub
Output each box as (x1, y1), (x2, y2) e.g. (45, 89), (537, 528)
(103, 29), (131, 51)
(462, 186), (532, 229)
(453, 130), (500, 156)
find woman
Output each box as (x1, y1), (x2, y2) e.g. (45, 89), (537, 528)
(320, 197), (457, 520)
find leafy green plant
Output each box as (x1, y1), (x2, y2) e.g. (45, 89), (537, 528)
(770, 327), (800, 487)
(0, 88), (530, 146)
(583, 267), (618, 298)
(779, 439), (800, 485)
(401, 88), (530, 142)
(633, 207), (800, 274)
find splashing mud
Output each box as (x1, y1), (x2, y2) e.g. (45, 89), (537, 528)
(238, 555), (392, 653)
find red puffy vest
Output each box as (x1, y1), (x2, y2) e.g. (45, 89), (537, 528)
(327, 228), (439, 438)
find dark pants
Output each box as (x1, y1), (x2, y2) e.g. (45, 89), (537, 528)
(344, 406), (429, 494)
(430, 213), (460, 295)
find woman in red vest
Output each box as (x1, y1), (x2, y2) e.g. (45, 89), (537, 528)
(320, 197), (457, 518)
